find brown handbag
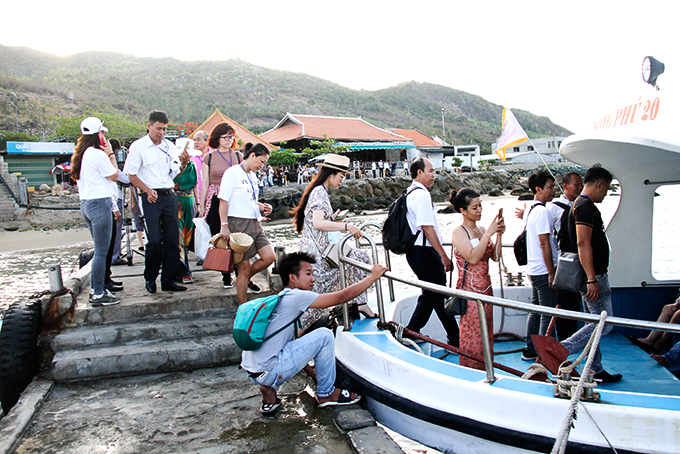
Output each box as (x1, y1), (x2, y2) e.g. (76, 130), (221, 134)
(202, 247), (234, 273)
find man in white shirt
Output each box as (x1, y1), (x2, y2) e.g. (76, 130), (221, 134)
(521, 170), (558, 361)
(124, 111), (190, 293)
(549, 172), (584, 340)
(242, 252), (387, 415)
(403, 157), (459, 346)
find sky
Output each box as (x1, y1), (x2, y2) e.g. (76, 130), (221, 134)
(2, 0), (676, 133)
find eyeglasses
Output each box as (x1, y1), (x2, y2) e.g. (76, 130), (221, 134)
(220, 134), (235, 140)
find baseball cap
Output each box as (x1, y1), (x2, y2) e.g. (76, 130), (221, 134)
(80, 117), (108, 135)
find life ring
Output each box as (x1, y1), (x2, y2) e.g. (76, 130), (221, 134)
(292, 193), (302, 206)
(268, 197), (281, 211)
(282, 194), (292, 206)
(0, 301), (42, 413)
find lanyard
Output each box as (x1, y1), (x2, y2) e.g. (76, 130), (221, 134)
(217, 149), (233, 167)
(241, 164), (258, 201)
(155, 142), (171, 163)
(579, 193), (592, 202)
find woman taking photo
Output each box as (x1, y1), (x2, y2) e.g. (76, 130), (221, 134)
(293, 154), (376, 331)
(450, 189), (505, 369)
(71, 117), (121, 307)
(218, 144), (275, 305)
(199, 122), (242, 288)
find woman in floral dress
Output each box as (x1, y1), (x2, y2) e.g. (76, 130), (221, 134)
(450, 189), (505, 370)
(292, 154), (376, 331)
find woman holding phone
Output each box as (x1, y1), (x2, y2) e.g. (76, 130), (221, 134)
(71, 117), (121, 306)
(450, 189), (505, 369)
(293, 154), (376, 332)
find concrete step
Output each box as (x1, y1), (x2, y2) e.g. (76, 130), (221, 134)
(49, 314), (235, 351)
(50, 334), (241, 382)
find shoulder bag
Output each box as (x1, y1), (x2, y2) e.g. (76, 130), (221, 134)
(444, 227), (471, 316)
(553, 252), (584, 292)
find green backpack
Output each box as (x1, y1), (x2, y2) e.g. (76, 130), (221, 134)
(233, 290), (301, 351)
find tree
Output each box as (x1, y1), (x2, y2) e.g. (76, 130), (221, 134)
(299, 136), (350, 157)
(0, 131), (39, 150)
(268, 148), (299, 167)
(51, 110), (146, 143)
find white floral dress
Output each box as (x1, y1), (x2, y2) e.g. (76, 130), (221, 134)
(299, 185), (371, 330)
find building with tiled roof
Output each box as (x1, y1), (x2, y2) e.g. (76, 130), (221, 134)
(191, 109), (277, 151)
(260, 113), (413, 165)
(391, 129), (441, 148)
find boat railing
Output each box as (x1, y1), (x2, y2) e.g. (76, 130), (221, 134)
(339, 222), (680, 334)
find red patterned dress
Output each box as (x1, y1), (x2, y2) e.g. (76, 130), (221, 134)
(454, 238), (494, 370)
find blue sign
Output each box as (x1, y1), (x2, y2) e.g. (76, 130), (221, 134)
(7, 142), (74, 155)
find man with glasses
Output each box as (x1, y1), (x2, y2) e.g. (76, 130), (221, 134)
(125, 110), (190, 293)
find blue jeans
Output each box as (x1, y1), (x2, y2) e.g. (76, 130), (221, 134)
(250, 328), (336, 398)
(525, 273), (558, 353)
(81, 197), (113, 294)
(562, 274), (613, 374)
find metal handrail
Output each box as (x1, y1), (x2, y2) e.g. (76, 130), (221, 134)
(336, 233), (680, 335)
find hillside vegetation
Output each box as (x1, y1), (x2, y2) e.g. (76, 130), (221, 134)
(0, 45), (571, 151)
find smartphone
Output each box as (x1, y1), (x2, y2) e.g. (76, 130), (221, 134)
(333, 209), (349, 221)
(98, 131), (107, 148)
(498, 208), (503, 218)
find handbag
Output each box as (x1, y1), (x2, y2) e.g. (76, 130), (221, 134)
(311, 230), (353, 269)
(445, 227), (473, 316)
(553, 252), (584, 292)
(202, 247), (234, 273)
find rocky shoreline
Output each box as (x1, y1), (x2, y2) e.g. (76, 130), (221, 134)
(3, 165), (586, 229)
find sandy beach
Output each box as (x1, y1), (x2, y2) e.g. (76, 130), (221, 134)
(0, 228), (92, 254)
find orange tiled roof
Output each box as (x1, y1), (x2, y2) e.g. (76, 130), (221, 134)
(391, 129), (441, 148)
(260, 114), (408, 144)
(190, 109), (277, 151)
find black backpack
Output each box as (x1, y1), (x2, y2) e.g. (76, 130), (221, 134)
(513, 202), (545, 266)
(382, 186), (423, 254)
(552, 201), (573, 252)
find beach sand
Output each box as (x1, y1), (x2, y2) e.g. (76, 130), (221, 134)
(0, 228), (92, 254)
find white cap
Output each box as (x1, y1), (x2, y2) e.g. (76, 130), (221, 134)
(80, 117), (108, 135)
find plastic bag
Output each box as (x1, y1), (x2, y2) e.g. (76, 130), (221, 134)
(193, 217), (211, 261)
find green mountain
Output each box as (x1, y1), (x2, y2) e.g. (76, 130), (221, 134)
(0, 45), (571, 151)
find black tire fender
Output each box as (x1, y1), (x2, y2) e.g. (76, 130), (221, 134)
(268, 197), (281, 212)
(0, 300), (42, 414)
(292, 193), (302, 206)
(282, 194), (292, 206)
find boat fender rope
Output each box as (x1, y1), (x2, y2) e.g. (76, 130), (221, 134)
(391, 323), (424, 354)
(521, 363), (552, 382)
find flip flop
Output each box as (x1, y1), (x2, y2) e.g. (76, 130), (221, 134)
(260, 398), (282, 415)
(625, 335), (656, 353)
(318, 389), (361, 408)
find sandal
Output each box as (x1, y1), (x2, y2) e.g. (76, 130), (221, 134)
(357, 303), (378, 319)
(260, 398), (282, 415)
(318, 389), (361, 408)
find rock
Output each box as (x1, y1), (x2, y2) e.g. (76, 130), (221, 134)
(488, 189), (504, 197)
(39, 184), (51, 192)
(518, 193), (534, 201)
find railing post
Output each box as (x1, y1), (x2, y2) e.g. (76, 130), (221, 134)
(476, 299), (496, 383)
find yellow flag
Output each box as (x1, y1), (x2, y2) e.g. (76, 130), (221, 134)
(493, 108), (528, 161)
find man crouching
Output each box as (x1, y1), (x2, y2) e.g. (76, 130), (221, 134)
(241, 252), (387, 415)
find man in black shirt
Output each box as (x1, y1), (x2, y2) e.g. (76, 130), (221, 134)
(562, 166), (622, 383)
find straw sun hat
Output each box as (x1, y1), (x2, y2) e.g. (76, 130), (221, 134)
(318, 154), (350, 172)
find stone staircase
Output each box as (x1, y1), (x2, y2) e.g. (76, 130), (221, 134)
(41, 267), (277, 383)
(0, 162), (19, 222)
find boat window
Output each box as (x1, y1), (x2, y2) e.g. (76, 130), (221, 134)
(651, 184), (680, 280)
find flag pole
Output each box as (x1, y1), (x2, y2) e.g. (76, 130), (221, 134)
(526, 137), (564, 195)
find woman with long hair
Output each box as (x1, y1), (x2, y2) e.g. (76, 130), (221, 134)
(450, 189), (505, 369)
(199, 122), (242, 288)
(217, 143), (275, 305)
(292, 154), (376, 331)
(71, 117), (121, 306)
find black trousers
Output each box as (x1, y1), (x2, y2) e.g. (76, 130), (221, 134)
(105, 212), (116, 283)
(556, 289), (583, 341)
(140, 190), (181, 286)
(405, 246), (460, 346)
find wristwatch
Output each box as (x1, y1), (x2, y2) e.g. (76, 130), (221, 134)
(221, 222), (229, 226)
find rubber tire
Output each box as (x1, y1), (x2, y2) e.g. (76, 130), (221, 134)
(282, 195), (292, 206)
(292, 193), (302, 206)
(268, 197), (281, 212)
(0, 301), (42, 414)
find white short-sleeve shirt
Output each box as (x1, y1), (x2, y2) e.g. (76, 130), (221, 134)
(218, 164), (260, 219)
(123, 135), (180, 189)
(524, 200), (558, 276)
(405, 181), (443, 248)
(78, 147), (118, 200)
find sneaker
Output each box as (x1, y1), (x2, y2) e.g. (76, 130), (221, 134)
(248, 281), (261, 293)
(90, 291), (121, 307)
(521, 348), (538, 361)
(222, 274), (233, 289)
(260, 398), (282, 415)
(181, 275), (194, 284)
